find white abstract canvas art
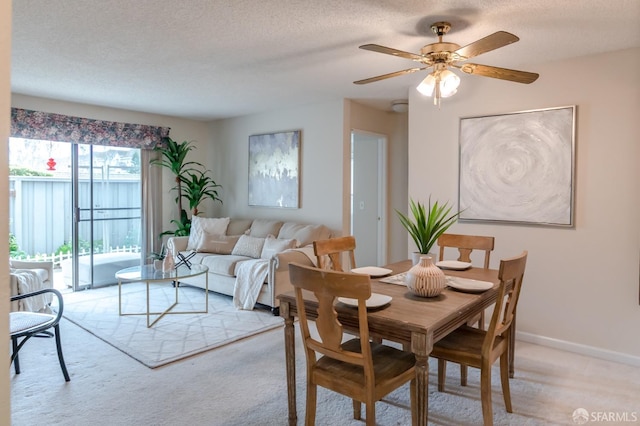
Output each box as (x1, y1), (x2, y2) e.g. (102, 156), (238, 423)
(459, 106), (575, 226)
(248, 130), (300, 208)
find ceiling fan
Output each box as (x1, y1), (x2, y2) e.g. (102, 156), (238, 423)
(354, 22), (539, 106)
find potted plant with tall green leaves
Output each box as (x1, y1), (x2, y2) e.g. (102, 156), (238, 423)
(396, 196), (462, 263)
(152, 137), (222, 237)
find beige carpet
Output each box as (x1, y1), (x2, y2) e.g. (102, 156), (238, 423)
(58, 282), (283, 368)
(10, 313), (640, 425)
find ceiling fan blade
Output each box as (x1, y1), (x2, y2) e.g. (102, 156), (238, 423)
(359, 44), (426, 62)
(456, 63), (539, 84)
(454, 31), (519, 60)
(354, 67), (429, 84)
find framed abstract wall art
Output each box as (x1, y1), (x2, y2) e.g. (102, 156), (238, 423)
(248, 130), (301, 208)
(458, 105), (576, 226)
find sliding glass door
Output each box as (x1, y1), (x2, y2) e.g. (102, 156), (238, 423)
(9, 138), (142, 291)
(73, 144), (142, 290)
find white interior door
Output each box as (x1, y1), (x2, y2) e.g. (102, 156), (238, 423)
(351, 130), (387, 266)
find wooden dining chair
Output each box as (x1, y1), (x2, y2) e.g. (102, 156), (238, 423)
(438, 233), (495, 385)
(288, 262), (416, 425)
(313, 235), (357, 272)
(437, 233), (495, 269)
(431, 251), (527, 426)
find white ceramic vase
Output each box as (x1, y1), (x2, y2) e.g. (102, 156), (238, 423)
(162, 251), (175, 272)
(412, 251), (437, 265)
(405, 255), (446, 297)
(153, 259), (163, 271)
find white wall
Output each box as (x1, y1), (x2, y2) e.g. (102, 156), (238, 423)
(1, 0), (11, 420)
(10, 94), (215, 231)
(208, 99), (346, 233)
(208, 99), (409, 263)
(408, 48), (640, 362)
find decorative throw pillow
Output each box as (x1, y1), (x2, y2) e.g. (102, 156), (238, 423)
(231, 235), (266, 258)
(196, 233), (240, 254)
(260, 235), (297, 259)
(187, 216), (230, 250)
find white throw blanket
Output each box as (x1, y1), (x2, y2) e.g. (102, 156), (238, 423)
(233, 259), (270, 310)
(12, 270), (51, 313)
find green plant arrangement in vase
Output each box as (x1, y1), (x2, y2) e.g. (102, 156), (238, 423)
(396, 196), (462, 259)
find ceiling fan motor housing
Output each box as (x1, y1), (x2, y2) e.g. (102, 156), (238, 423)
(420, 42), (461, 58)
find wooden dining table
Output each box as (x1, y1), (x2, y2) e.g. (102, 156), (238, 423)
(277, 259), (506, 426)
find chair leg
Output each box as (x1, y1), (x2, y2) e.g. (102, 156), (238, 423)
(460, 364), (468, 386)
(11, 337), (20, 374)
(54, 324), (71, 382)
(410, 379), (417, 426)
(480, 361), (494, 426)
(305, 383), (317, 426)
(437, 359), (446, 392)
(500, 353), (512, 413)
(365, 401), (376, 426)
(352, 399), (361, 420)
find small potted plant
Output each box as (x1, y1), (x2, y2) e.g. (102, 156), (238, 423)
(148, 244), (167, 270)
(396, 196), (462, 264)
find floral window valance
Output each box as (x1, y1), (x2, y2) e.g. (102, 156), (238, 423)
(10, 107), (170, 149)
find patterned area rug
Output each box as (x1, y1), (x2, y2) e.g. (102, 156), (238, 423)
(58, 282), (283, 368)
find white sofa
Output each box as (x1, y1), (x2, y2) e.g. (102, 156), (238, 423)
(166, 217), (332, 313)
(9, 260), (54, 312)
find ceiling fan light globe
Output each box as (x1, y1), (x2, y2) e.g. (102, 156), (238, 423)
(416, 74), (436, 97)
(440, 70), (460, 97)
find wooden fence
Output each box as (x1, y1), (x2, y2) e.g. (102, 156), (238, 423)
(10, 245), (141, 267)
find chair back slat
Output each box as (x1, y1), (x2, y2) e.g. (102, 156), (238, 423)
(438, 233), (495, 268)
(313, 236), (357, 271)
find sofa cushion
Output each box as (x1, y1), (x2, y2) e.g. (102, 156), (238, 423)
(196, 233), (240, 254)
(248, 219), (283, 238)
(187, 216), (231, 250)
(200, 254), (252, 276)
(226, 218), (253, 236)
(260, 235), (297, 259)
(231, 235), (266, 258)
(278, 222), (332, 247)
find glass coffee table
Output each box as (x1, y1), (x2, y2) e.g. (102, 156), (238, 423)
(116, 264), (209, 327)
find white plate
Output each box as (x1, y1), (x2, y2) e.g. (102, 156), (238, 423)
(338, 293), (392, 308)
(446, 277), (493, 293)
(351, 266), (393, 277)
(436, 260), (472, 270)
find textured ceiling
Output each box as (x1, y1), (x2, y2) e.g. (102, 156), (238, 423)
(11, 0), (640, 121)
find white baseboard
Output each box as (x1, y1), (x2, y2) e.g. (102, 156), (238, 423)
(516, 331), (640, 367)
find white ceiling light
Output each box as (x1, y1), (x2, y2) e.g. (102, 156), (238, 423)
(391, 100), (408, 113)
(416, 65), (460, 107)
